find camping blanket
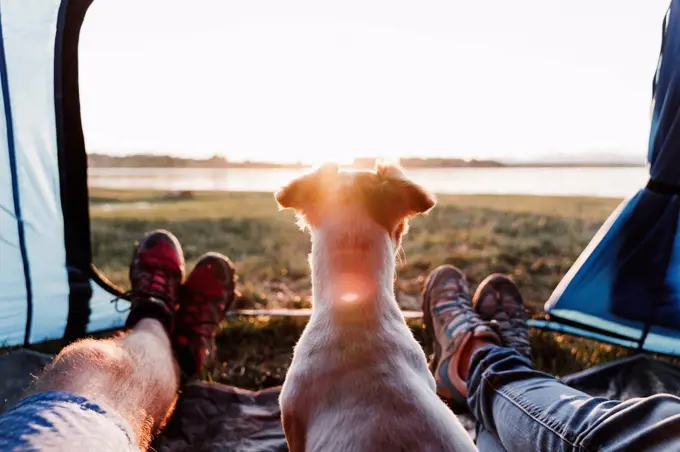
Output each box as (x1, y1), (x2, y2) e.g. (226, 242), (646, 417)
(151, 382), (478, 451)
(2, 350), (680, 451)
(152, 382), (287, 452)
(153, 354), (680, 451)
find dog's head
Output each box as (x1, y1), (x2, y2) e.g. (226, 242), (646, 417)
(275, 163), (435, 249)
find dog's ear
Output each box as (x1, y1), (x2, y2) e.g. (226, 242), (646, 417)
(375, 164), (435, 218)
(275, 163), (338, 211)
(275, 173), (315, 210)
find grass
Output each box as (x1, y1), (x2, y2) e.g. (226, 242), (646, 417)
(85, 189), (639, 388)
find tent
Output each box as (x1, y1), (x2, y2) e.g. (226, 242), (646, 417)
(1, 0), (679, 355)
(529, 1), (680, 358)
(2, 0), (680, 449)
(0, 0), (125, 348)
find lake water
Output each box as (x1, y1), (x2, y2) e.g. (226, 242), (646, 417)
(89, 166), (649, 198)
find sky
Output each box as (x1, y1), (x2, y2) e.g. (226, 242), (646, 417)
(79, 0), (670, 165)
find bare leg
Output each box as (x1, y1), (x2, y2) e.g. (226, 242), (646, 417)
(0, 231), (236, 451)
(32, 318), (179, 449)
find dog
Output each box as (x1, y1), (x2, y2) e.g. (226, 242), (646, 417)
(276, 163), (476, 451)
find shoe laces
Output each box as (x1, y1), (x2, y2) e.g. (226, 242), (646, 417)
(177, 290), (226, 339)
(491, 306), (530, 348)
(430, 274), (470, 300)
(430, 278), (488, 336)
(430, 276), (473, 313)
(111, 267), (176, 313)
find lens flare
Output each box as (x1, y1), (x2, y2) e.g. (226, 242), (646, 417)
(340, 292), (360, 303)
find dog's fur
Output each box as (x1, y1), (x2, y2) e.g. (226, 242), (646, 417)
(276, 164), (476, 452)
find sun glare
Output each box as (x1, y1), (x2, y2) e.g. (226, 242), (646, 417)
(80, 0), (667, 163)
(301, 153), (402, 168)
(340, 292), (360, 303)
(303, 154), (354, 166)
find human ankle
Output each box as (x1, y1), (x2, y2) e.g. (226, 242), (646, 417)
(453, 337), (497, 383)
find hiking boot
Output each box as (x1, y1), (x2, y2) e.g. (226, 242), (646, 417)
(473, 274), (532, 362)
(421, 265), (501, 410)
(125, 230), (185, 332)
(174, 252), (238, 380)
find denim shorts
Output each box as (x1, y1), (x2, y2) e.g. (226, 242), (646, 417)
(0, 391), (137, 451)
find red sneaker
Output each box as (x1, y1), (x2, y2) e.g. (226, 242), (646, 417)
(173, 252), (238, 379)
(125, 230), (185, 332)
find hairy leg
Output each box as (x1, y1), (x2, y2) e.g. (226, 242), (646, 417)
(32, 319), (179, 449)
(2, 232), (235, 451)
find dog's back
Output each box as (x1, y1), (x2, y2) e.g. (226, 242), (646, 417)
(276, 165), (477, 451)
(281, 311), (476, 451)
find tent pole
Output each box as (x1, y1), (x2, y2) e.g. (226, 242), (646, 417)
(637, 323), (651, 352)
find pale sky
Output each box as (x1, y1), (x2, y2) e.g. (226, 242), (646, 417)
(79, 0), (670, 165)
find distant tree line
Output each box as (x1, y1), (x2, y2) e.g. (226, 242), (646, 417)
(87, 153), (506, 169)
(397, 157), (505, 168)
(87, 153), (306, 168)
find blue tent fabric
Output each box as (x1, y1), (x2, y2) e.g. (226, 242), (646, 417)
(0, 0), (127, 348)
(532, 2), (680, 356)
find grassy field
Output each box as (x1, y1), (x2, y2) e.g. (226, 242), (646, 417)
(89, 188), (638, 388)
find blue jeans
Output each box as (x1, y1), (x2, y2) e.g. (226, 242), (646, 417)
(0, 391), (136, 451)
(467, 345), (680, 451)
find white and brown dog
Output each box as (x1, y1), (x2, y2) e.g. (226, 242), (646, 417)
(276, 164), (476, 452)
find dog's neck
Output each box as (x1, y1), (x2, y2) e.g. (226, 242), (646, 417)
(308, 218), (402, 323)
